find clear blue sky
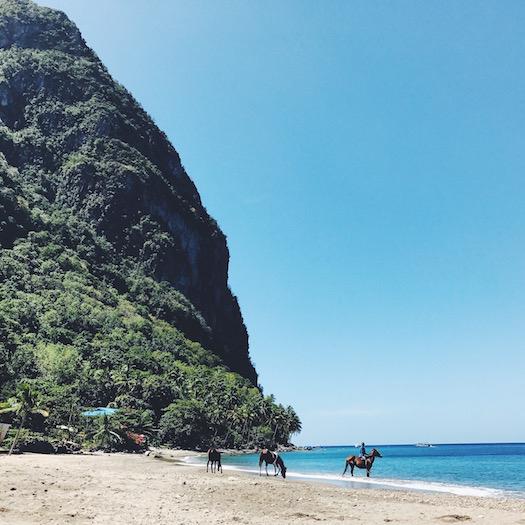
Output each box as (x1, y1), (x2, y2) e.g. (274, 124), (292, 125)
(40, 0), (525, 445)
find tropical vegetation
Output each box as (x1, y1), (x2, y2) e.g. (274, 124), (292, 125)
(0, 195), (301, 452)
(0, 0), (301, 453)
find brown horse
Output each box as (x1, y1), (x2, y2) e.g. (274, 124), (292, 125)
(207, 448), (222, 473)
(259, 449), (287, 478)
(342, 448), (382, 477)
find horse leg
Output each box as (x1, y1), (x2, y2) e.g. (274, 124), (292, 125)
(350, 463), (354, 477)
(342, 460), (348, 476)
(219, 460), (222, 474)
(274, 462), (279, 476)
(207, 460), (210, 473)
(266, 462), (269, 476)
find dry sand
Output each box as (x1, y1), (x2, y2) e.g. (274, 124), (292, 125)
(0, 452), (524, 524)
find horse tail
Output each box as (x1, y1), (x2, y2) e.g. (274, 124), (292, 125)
(342, 456), (355, 476)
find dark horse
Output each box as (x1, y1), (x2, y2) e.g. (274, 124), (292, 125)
(342, 448), (382, 477)
(259, 449), (287, 479)
(207, 448), (222, 473)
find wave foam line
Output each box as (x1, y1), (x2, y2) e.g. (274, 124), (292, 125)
(182, 456), (513, 498)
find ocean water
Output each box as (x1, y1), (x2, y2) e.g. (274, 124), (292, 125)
(191, 443), (525, 498)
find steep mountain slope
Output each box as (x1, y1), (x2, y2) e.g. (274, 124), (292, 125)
(0, 0), (301, 449)
(0, 0), (255, 382)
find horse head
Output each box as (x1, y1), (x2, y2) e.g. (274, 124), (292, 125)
(370, 448), (382, 457)
(277, 456), (287, 478)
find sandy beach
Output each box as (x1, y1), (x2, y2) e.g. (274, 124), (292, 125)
(0, 452), (524, 525)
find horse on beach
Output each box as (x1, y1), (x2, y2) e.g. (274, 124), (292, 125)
(207, 448), (223, 473)
(259, 449), (287, 479)
(342, 448), (382, 477)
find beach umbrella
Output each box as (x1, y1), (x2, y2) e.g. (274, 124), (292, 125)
(81, 407), (119, 418)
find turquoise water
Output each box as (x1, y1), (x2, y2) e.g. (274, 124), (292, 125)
(192, 443), (525, 498)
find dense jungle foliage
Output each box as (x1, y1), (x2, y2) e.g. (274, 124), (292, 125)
(0, 0), (300, 452)
(0, 157), (301, 451)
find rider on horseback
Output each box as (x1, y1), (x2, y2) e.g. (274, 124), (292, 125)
(359, 442), (367, 462)
(342, 446), (382, 477)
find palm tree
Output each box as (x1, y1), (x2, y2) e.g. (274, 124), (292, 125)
(206, 402), (223, 440)
(285, 406), (302, 439)
(0, 383), (49, 455)
(261, 395), (275, 426)
(271, 405), (288, 444)
(111, 365), (141, 397)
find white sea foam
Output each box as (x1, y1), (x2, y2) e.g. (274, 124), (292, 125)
(182, 456), (507, 498)
(286, 471), (504, 498)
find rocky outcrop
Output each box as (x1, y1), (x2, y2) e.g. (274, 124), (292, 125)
(0, 0), (88, 56)
(0, 0), (257, 383)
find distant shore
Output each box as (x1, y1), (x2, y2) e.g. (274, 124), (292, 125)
(1, 452), (524, 524)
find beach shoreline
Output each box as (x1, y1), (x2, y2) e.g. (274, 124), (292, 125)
(175, 447), (525, 500)
(1, 452), (524, 524)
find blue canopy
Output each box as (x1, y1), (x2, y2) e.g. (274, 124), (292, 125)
(81, 407), (119, 418)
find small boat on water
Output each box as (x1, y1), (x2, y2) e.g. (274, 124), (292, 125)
(415, 443), (434, 448)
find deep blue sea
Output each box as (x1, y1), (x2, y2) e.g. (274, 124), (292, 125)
(190, 443), (525, 498)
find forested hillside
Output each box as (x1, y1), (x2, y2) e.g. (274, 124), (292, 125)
(0, 0), (300, 451)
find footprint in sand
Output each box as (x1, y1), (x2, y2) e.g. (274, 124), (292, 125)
(289, 512), (324, 521)
(436, 516), (471, 523)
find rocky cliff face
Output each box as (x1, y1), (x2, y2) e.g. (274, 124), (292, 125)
(0, 0), (257, 383)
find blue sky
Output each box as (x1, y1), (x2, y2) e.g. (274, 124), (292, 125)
(40, 0), (525, 445)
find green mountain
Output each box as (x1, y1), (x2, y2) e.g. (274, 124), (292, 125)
(0, 0), (300, 450)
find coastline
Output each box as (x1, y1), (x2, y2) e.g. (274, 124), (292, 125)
(178, 449), (524, 500)
(1, 452), (524, 524)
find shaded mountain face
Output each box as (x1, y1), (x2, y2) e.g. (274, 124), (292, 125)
(0, 0), (256, 382)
